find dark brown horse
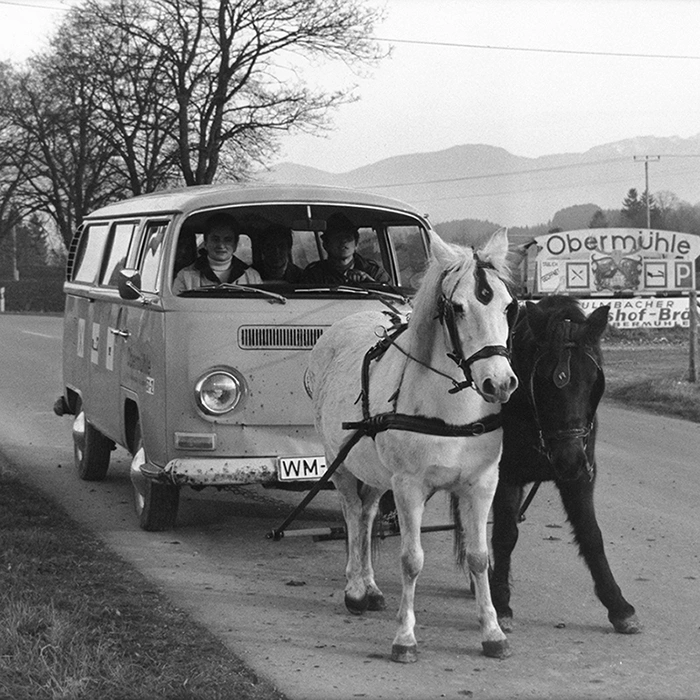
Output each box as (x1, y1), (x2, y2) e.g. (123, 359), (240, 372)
(491, 295), (641, 635)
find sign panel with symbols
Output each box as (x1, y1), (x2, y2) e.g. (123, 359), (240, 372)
(531, 228), (700, 295)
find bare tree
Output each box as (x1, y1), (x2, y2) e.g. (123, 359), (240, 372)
(83, 0), (386, 185)
(0, 63), (30, 249)
(7, 52), (126, 246)
(52, 5), (182, 196)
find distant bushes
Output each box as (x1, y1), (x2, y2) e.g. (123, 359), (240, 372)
(0, 266), (66, 313)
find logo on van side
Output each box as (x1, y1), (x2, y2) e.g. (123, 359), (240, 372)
(127, 348), (152, 375)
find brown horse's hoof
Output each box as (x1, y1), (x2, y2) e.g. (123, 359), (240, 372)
(612, 614), (642, 634)
(498, 615), (514, 633)
(367, 591), (387, 611)
(482, 639), (511, 659)
(344, 592), (369, 615)
(391, 643), (418, 663)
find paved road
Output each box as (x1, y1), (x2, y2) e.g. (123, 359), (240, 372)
(1, 314), (699, 700)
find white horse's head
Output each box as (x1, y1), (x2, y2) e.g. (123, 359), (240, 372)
(414, 228), (518, 403)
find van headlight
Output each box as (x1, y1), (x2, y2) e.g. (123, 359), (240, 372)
(194, 368), (245, 415)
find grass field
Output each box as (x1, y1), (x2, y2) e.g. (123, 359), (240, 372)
(2, 325), (699, 700)
(602, 325), (700, 422)
(0, 475), (287, 700)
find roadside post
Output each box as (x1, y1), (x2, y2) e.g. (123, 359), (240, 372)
(689, 288), (697, 382)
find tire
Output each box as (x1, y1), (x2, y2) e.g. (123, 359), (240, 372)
(72, 408), (113, 481)
(130, 422), (179, 531)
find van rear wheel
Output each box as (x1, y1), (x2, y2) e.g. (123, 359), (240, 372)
(73, 408), (113, 481)
(130, 423), (179, 531)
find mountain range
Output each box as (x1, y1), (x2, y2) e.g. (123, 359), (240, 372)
(258, 135), (700, 229)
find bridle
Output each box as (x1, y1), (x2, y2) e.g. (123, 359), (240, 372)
(435, 254), (516, 394)
(520, 318), (605, 481)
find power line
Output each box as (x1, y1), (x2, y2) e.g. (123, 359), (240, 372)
(407, 164), (700, 204)
(365, 156), (631, 190)
(363, 153), (700, 193)
(376, 36), (700, 61)
(0, 0), (71, 10)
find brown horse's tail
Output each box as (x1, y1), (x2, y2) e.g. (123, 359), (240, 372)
(450, 493), (467, 570)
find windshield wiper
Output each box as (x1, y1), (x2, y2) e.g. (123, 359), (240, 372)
(298, 285), (410, 305)
(181, 284), (287, 304)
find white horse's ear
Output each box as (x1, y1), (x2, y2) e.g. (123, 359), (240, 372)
(427, 229), (453, 264)
(479, 227), (509, 267)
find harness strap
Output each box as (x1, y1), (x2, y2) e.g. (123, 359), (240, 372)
(269, 321), (504, 541)
(342, 411), (502, 439)
(361, 323), (408, 417)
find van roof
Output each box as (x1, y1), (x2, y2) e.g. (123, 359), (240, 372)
(84, 183), (428, 221)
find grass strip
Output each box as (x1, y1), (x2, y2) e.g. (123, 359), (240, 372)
(0, 472), (287, 700)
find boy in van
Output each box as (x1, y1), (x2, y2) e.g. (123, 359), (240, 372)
(173, 212), (262, 292)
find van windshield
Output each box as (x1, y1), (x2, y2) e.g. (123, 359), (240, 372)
(172, 204), (429, 298)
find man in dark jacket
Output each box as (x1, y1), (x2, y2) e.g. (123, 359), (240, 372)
(301, 212), (390, 285)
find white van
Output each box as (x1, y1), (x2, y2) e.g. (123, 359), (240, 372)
(55, 184), (431, 530)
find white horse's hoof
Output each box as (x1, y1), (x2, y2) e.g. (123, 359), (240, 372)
(344, 592), (369, 615)
(391, 643), (418, 663)
(367, 591), (387, 611)
(482, 639), (511, 659)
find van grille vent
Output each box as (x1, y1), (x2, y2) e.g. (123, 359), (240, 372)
(238, 325), (328, 350)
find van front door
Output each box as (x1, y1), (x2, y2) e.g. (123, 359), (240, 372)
(118, 221), (170, 459)
(88, 221), (139, 442)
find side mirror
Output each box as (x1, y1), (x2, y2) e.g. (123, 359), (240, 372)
(118, 268), (144, 301)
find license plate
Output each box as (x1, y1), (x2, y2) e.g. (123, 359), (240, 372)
(277, 455), (328, 481)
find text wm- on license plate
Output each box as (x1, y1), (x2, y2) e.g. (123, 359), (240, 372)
(277, 456), (328, 481)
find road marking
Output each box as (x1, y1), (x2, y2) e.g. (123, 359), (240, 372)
(22, 331), (58, 339)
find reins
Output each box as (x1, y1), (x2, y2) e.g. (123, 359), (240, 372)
(267, 323), (504, 541)
(342, 320), (503, 438)
(268, 254), (514, 540)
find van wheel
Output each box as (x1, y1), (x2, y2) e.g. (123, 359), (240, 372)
(72, 408), (113, 481)
(130, 425), (179, 531)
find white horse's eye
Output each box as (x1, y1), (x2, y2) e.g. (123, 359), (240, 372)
(452, 302), (464, 315)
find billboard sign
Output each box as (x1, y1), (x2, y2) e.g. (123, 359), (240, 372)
(533, 228), (700, 296)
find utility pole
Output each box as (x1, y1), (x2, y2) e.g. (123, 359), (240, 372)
(633, 155), (661, 228)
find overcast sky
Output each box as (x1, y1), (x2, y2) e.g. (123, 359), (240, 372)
(2, 0), (699, 173)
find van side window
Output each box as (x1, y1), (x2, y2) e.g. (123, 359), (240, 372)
(139, 221), (169, 292)
(101, 222), (138, 286)
(72, 223), (110, 283)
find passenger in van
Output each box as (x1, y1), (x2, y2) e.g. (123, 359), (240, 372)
(300, 212), (390, 285)
(255, 224), (303, 283)
(172, 212), (262, 293)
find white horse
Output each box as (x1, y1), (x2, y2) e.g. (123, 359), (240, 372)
(306, 228), (518, 662)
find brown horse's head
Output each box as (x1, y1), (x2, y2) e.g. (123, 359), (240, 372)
(518, 296), (608, 481)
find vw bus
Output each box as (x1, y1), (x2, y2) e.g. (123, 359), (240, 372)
(55, 184), (431, 530)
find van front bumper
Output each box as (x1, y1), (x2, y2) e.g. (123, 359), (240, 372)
(161, 456), (281, 486)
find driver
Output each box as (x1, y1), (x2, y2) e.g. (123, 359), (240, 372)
(173, 212), (262, 293)
(301, 212), (390, 285)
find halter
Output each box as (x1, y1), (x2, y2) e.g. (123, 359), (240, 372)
(522, 318), (604, 481)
